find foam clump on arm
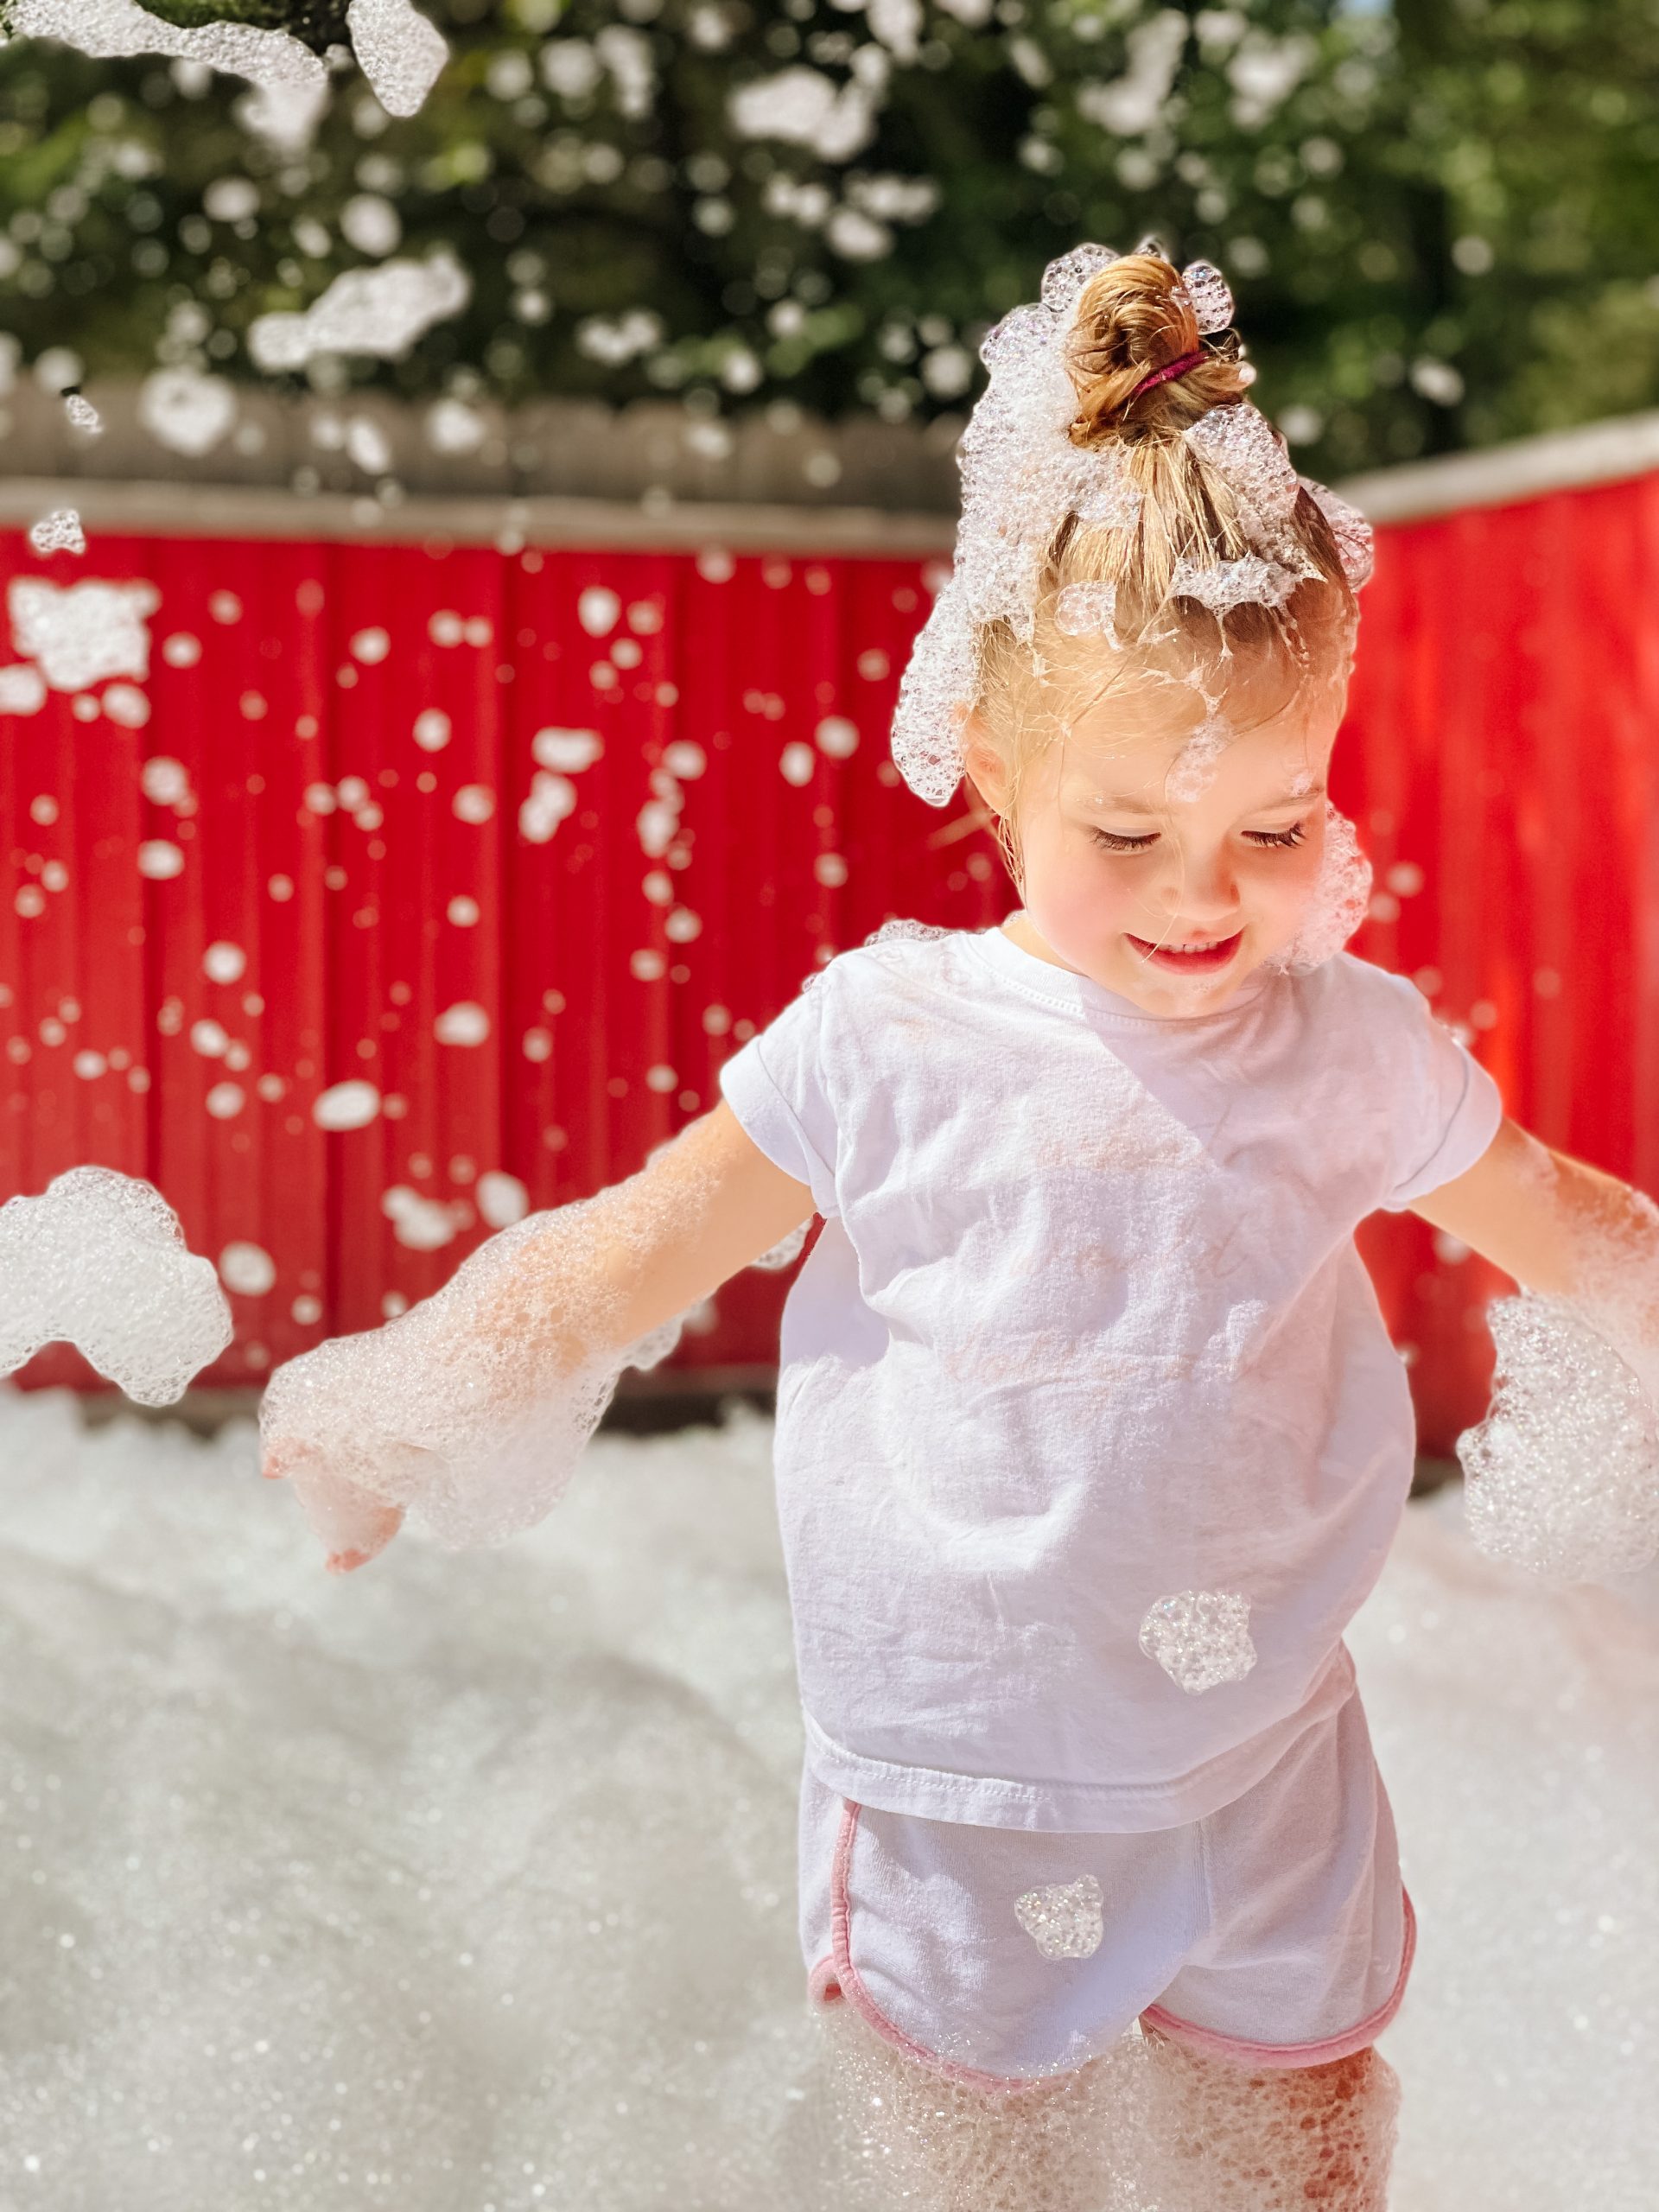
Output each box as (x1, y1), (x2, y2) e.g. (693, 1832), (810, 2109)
(258, 1103), (811, 1567)
(1414, 1118), (1659, 1581)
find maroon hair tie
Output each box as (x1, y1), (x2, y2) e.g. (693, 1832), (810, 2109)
(1128, 346), (1205, 401)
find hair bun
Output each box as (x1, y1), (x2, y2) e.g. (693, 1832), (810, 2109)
(1064, 253), (1243, 444)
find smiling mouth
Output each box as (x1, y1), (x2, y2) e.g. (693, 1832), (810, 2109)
(1126, 930), (1243, 972)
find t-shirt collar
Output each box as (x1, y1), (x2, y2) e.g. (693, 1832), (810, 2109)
(968, 917), (1274, 1025)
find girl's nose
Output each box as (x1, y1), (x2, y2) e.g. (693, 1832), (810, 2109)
(1155, 849), (1239, 921)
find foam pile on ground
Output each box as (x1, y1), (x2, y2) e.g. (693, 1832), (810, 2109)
(0, 1394), (1654, 2209)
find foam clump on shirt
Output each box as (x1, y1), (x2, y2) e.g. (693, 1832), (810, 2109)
(0, 1167), (232, 1405)
(1139, 1590), (1258, 1695)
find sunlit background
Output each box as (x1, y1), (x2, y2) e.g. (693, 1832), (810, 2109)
(2, 6), (1659, 2209)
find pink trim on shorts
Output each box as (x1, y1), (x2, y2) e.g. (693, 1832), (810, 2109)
(817, 1799), (1053, 2098)
(1140, 1887), (1418, 2070)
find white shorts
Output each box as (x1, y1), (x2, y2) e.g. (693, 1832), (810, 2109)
(800, 1689), (1413, 2092)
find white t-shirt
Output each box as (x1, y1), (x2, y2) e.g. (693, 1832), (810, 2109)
(719, 924), (1503, 1834)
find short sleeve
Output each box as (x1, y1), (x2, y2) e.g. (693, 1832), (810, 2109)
(1369, 969), (1505, 1212)
(718, 982), (840, 1218)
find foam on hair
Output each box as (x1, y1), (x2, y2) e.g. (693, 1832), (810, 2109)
(921, 249), (1363, 890)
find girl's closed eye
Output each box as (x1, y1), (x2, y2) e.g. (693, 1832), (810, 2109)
(1090, 820), (1308, 855)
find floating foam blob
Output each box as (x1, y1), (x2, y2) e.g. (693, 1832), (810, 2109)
(1014, 1875), (1104, 1961)
(346, 0), (449, 118)
(1139, 1588), (1257, 1694)
(0, 661), (47, 714)
(248, 253), (470, 372)
(728, 66), (878, 163)
(3, 0), (326, 92)
(63, 392), (102, 436)
(0, 1167), (232, 1405)
(138, 365), (238, 457)
(8, 577), (158, 691)
(382, 1185), (461, 1252)
(312, 1078), (381, 1131)
(218, 1240), (276, 1298)
(28, 509), (84, 556)
(1459, 1292), (1659, 1582)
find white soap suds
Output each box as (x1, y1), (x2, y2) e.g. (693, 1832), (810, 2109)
(9, 576), (158, 691)
(0, 1169), (232, 1404)
(1459, 1292), (1659, 1582)
(248, 253), (471, 372)
(1138, 1588), (1257, 1694)
(28, 509), (85, 556)
(1014, 1875), (1105, 1961)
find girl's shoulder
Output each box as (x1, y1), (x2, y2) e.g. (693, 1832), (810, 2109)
(818, 921), (982, 997)
(1301, 950), (1435, 1020)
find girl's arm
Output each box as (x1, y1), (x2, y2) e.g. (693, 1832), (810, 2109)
(1408, 1116), (1659, 1580)
(260, 1103), (813, 1569)
(1407, 1116), (1659, 1337)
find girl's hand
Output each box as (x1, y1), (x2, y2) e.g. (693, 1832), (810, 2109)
(260, 1434), (413, 1572)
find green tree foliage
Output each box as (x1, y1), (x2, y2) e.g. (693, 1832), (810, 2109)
(1, 0), (1657, 479)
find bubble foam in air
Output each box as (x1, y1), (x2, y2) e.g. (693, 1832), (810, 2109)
(345, 0), (449, 117)
(0, 1167), (232, 1405)
(248, 253), (471, 372)
(8, 576), (158, 692)
(4, 0), (326, 90)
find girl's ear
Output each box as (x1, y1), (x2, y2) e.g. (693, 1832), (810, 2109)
(960, 714), (1009, 813)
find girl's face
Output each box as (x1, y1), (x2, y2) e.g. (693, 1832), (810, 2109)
(967, 671), (1345, 1018)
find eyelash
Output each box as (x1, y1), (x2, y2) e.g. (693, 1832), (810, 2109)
(1092, 823), (1307, 855)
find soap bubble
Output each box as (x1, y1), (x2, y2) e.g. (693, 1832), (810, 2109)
(28, 509), (85, 556)
(62, 392), (103, 437)
(0, 663), (48, 715)
(9, 577), (158, 692)
(218, 1241), (276, 1298)
(138, 369), (236, 460)
(312, 1079), (381, 1131)
(248, 253), (471, 372)
(3, 0), (326, 92)
(345, 0), (450, 115)
(1459, 1292), (1659, 1582)
(1139, 1589), (1257, 1694)
(1014, 1875), (1104, 1961)
(0, 1167), (232, 1406)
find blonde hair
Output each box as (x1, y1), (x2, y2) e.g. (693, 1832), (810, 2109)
(969, 253), (1358, 888)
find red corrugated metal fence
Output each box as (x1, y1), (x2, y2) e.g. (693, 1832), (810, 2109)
(4, 475), (1657, 1452)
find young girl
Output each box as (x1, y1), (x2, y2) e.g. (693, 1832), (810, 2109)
(259, 247), (1659, 2209)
